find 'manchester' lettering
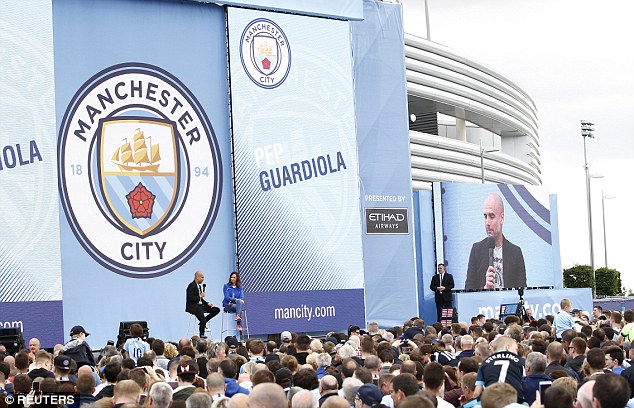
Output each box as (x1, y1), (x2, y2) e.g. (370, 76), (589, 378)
(243, 23), (286, 46)
(73, 80), (201, 145)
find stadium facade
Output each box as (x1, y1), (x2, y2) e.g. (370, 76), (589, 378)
(401, 7), (540, 189)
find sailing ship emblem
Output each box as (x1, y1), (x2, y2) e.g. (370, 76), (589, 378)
(251, 33), (280, 76)
(98, 118), (180, 237)
(111, 128), (161, 173)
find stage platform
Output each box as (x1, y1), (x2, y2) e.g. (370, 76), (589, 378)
(453, 287), (592, 322)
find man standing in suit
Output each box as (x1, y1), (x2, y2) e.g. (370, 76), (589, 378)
(186, 271), (220, 337)
(464, 193), (526, 290)
(430, 263), (454, 323)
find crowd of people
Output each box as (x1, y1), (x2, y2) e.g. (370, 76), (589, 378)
(1, 300), (634, 408)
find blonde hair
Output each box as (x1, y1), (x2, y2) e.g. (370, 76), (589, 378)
(553, 377), (578, 402)
(163, 343), (177, 359)
(305, 353), (318, 370)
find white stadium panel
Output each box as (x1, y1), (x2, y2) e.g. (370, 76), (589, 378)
(405, 34), (541, 188)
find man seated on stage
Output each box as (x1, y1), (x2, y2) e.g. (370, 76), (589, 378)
(185, 271), (220, 338)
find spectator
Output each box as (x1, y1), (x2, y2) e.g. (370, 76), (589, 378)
(148, 380), (173, 408)
(292, 389), (318, 408)
(112, 379), (142, 407)
(592, 373), (630, 408)
(219, 359), (249, 397)
(62, 326), (96, 368)
(354, 383), (384, 408)
(391, 374), (419, 407)
(186, 392), (212, 408)
(553, 300), (575, 341)
(458, 372), (478, 408)
(28, 351), (55, 380)
(474, 337), (524, 403)
(341, 378), (363, 406)
(422, 362), (453, 408)
(583, 348), (606, 379)
(249, 383), (286, 408)
(151, 340), (169, 370)
(551, 377), (577, 403)
(604, 345), (625, 374)
(207, 372), (226, 401)
(618, 310), (634, 344)
(543, 385), (573, 408)
(318, 375), (339, 406)
(123, 324), (149, 365)
(479, 383), (517, 408)
(522, 352), (551, 405)
(564, 337), (586, 380)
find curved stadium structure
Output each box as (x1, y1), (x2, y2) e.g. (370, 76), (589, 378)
(404, 34), (540, 190)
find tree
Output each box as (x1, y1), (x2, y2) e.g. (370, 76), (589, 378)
(595, 267), (623, 296)
(563, 264), (594, 289)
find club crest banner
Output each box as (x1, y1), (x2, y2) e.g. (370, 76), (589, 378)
(228, 7), (365, 334)
(54, 0), (233, 344)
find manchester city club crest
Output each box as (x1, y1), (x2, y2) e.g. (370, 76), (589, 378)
(98, 118), (179, 236)
(240, 18), (291, 89)
(57, 63), (222, 278)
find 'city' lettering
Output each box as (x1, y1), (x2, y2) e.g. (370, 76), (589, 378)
(121, 241), (167, 260)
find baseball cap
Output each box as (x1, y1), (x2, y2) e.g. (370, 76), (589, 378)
(176, 361), (198, 376)
(70, 325), (90, 336)
(275, 367), (293, 387)
(325, 336), (338, 345)
(54, 355), (72, 370)
(355, 384), (382, 406)
(281, 331), (292, 342)
(225, 336), (239, 349)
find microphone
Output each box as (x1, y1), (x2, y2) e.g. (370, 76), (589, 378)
(202, 283), (206, 292)
(487, 236), (496, 267)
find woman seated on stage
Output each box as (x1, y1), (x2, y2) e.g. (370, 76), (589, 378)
(223, 271), (245, 330)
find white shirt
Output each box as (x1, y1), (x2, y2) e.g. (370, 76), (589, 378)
(381, 395), (394, 408)
(436, 397), (454, 408)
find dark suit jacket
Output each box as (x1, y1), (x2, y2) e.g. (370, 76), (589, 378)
(430, 272), (454, 303)
(185, 280), (206, 313)
(464, 236), (526, 290)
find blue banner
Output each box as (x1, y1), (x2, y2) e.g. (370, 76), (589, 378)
(454, 288), (592, 321)
(352, 0), (418, 327)
(228, 7), (365, 334)
(0, 0), (64, 346)
(413, 191), (443, 326)
(54, 0), (233, 345)
(245, 290), (365, 333)
(211, 0), (362, 20)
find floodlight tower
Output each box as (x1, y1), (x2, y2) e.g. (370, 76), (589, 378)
(581, 120), (596, 293)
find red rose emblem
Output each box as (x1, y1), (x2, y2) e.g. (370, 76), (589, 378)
(126, 182), (156, 219)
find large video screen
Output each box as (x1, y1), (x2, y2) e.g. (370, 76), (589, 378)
(441, 183), (555, 290)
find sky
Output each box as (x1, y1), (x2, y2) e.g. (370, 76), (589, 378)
(418, 1), (634, 290)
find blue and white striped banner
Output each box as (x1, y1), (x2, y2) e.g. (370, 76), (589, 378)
(228, 7), (365, 334)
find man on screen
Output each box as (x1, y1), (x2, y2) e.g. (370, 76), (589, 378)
(464, 192), (526, 290)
